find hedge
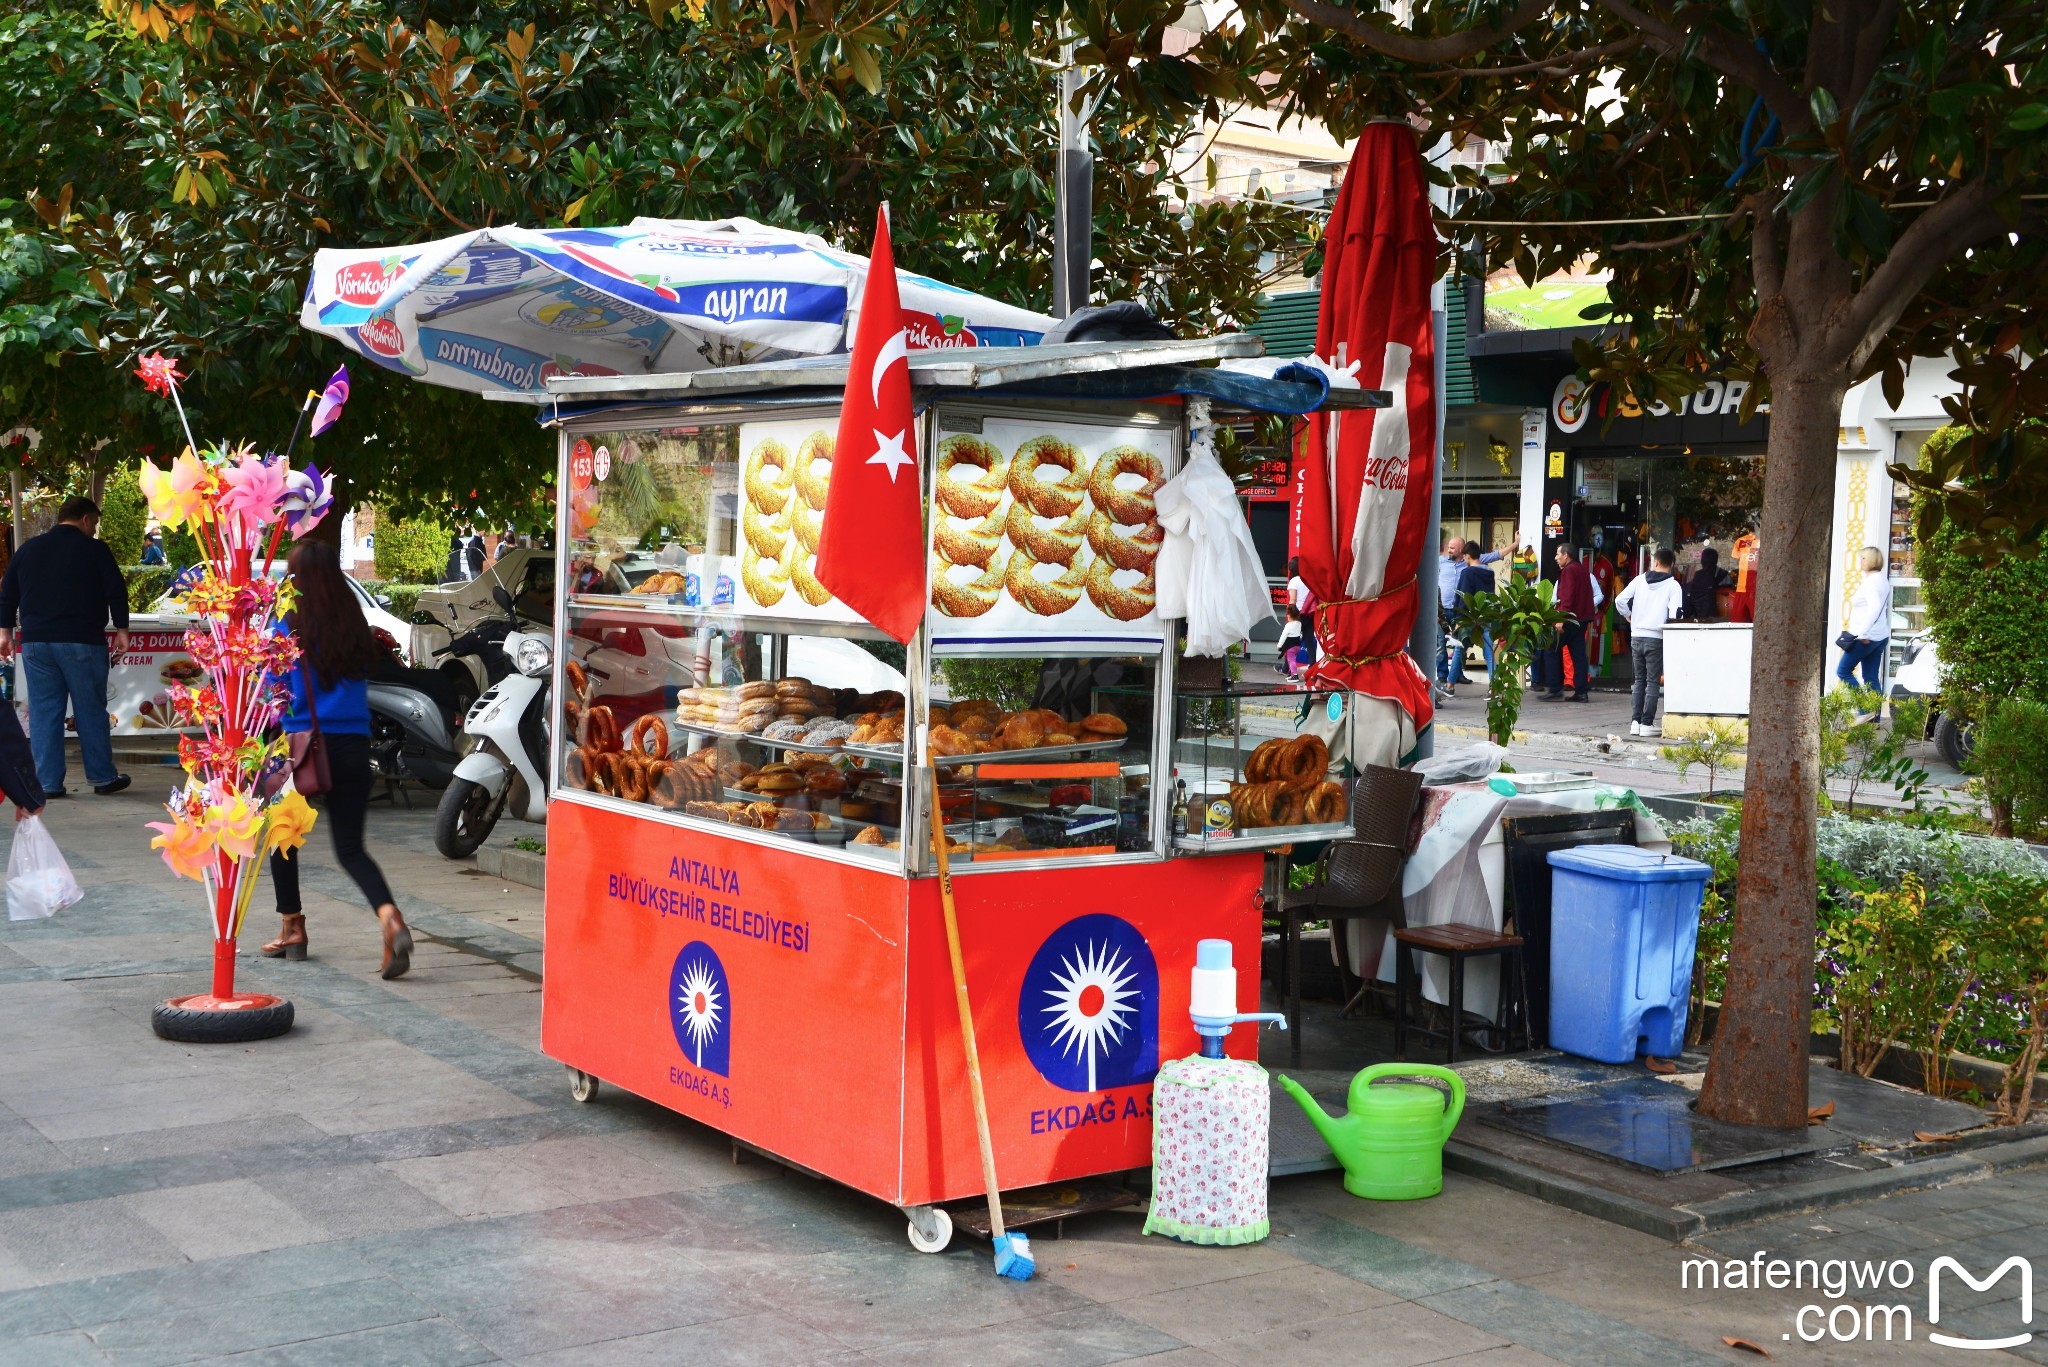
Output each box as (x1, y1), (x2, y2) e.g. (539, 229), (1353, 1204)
(372, 511), (452, 584)
(1915, 424), (2048, 721)
(99, 469), (148, 566)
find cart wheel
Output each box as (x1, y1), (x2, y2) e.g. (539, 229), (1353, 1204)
(568, 1068), (599, 1103)
(904, 1205), (952, 1254)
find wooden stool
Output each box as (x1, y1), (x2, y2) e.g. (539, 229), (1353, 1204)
(1392, 923), (1532, 1063)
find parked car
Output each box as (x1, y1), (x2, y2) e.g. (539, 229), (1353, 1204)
(1889, 629), (1972, 765)
(411, 548), (557, 688)
(152, 564), (415, 662)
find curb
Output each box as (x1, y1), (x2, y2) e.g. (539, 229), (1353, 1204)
(1445, 1139), (1702, 1241)
(476, 844), (545, 890)
(1448, 1130), (2048, 1243)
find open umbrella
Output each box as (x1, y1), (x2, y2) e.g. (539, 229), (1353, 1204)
(1298, 123), (1439, 733)
(298, 217), (1052, 395)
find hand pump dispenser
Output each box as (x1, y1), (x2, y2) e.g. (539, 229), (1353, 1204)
(1142, 939), (1286, 1245)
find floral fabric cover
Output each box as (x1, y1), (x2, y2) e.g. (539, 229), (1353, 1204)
(1143, 1054), (1271, 1245)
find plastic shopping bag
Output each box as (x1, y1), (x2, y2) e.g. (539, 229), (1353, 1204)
(8, 815), (82, 921)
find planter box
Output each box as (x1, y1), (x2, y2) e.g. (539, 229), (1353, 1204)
(476, 843), (545, 890)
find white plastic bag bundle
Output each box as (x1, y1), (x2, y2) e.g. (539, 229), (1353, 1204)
(8, 815), (81, 921)
(1155, 397), (1275, 657)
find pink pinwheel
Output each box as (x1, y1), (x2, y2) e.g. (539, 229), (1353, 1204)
(216, 450), (287, 530)
(135, 352), (183, 397)
(279, 464), (332, 536)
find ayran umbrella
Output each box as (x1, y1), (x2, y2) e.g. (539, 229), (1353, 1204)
(1298, 122), (1440, 732)
(298, 217), (1052, 395)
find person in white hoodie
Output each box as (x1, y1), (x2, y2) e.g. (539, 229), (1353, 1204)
(1836, 546), (1891, 697)
(1615, 547), (1685, 736)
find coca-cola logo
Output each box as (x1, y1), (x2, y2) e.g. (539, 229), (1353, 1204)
(1362, 452), (1410, 491)
(334, 259), (405, 306)
(904, 311), (975, 350)
(356, 315), (405, 358)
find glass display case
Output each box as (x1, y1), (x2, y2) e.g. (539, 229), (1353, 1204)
(552, 407), (1173, 872)
(1154, 683), (1356, 851)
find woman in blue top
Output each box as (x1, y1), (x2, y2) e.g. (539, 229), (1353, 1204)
(259, 540), (412, 978)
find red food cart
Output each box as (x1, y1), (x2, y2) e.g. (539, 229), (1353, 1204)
(534, 339), (1379, 1249)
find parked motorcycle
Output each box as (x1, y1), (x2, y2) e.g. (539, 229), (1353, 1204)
(367, 608), (512, 792)
(435, 588), (554, 858)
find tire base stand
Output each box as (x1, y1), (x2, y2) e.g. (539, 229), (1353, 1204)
(152, 945), (294, 1043)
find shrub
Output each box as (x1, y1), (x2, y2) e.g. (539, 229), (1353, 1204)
(359, 580), (427, 620)
(372, 511), (452, 584)
(1915, 424), (2048, 725)
(124, 566), (175, 614)
(936, 657), (1041, 711)
(1968, 697), (2048, 839)
(1458, 578), (1567, 744)
(99, 468), (148, 565)
(1660, 720), (1744, 798)
(1819, 687), (1932, 816)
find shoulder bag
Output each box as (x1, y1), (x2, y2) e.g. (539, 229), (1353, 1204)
(287, 664), (333, 796)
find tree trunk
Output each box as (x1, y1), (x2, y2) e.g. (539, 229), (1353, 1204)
(1992, 797), (2014, 839)
(1697, 374), (1846, 1129)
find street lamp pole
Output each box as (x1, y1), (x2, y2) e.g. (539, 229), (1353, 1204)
(1052, 54), (1098, 318)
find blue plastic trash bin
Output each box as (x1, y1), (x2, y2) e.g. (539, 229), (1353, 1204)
(1545, 846), (1710, 1064)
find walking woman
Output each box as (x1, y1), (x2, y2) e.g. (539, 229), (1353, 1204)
(260, 540), (412, 979)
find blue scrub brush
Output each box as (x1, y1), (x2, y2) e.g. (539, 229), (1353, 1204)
(992, 1230), (1035, 1280)
(930, 762), (1034, 1281)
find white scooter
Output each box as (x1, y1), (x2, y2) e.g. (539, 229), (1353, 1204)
(434, 589), (553, 859)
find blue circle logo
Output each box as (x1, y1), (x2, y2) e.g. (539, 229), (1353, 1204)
(668, 941), (730, 1077)
(1019, 914), (1159, 1093)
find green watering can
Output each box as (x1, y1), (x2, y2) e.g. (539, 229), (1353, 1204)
(1278, 1064), (1466, 1200)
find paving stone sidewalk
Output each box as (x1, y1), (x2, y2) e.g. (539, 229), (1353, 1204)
(0, 786), (2033, 1364)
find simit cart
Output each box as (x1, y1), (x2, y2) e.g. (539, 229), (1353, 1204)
(529, 336), (1386, 1249)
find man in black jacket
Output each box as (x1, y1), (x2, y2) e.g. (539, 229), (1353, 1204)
(0, 497), (131, 797)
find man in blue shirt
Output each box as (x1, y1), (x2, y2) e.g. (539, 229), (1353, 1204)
(1437, 536), (1508, 693)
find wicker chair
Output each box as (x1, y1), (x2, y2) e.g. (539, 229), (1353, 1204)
(1282, 763), (1424, 1064)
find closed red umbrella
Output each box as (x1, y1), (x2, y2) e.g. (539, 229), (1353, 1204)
(1298, 121), (1438, 732)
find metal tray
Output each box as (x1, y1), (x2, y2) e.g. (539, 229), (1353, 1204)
(674, 720), (856, 756)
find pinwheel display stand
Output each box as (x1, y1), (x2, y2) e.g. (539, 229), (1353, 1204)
(526, 339), (1387, 1248)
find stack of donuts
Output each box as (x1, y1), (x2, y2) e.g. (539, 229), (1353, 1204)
(1229, 735), (1348, 829)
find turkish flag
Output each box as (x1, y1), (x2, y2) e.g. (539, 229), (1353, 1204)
(1298, 123), (1438, 731)
(816, 207), (923, 644)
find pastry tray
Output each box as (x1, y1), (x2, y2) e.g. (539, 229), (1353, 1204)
(674, 720), (857, 756)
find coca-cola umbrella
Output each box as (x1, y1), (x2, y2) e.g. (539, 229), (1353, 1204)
(1298, 122), (1440, 738)
(298, 217), (1052, 395)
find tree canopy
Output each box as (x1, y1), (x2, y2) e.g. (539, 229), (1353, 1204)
(1071, 0), (2044, 1127)
(3, 0), (1298, 518)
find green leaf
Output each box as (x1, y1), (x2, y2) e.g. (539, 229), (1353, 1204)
(844, 43), (881, 95)
(2010, 103), (2048, 132)
(1809, 86), (1839, 128)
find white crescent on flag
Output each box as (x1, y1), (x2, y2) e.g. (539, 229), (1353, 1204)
(871, 330), (908, 403)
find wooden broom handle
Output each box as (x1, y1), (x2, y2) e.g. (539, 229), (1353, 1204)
(930, 765), (1006, 1241)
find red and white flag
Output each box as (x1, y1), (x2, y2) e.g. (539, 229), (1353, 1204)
(816, 206), (923, 644)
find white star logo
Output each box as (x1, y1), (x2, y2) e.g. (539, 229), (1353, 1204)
(868, 428), (913, 482)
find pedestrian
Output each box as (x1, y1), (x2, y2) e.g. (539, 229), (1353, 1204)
(1437, 536), (1508, 694)
(138, 530), (167, 567)
(1278, 605), (1311, 680)
(0, 496), (132, 798)
(1284, 557), (1318, 673)
(260, 540), (413, 978)
(1683, 545), (1729, 622)
(1537, 543), (1601, 702)
(1454, 544), (1501, 681)
(1615, 546), (1685, 736)
(1835, 545), (1890, 701)
(0, 700), (44, 822)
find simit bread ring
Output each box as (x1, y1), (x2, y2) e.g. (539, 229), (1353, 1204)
(742, 543), (790, 607)
(615, 752), (648, 802)
(1085, 507), (1164, 572)
(742, 499), (792, 559)
(1083, 555), (1156, 621)
(565, 748), (589, 789)
(932, 556), (1005, 617)
(1008, 436), (1088, 516)
(1006, 501), (1086, 565)
(591, 751), (622, 795)
(936, 435), (1010, 518)
(744, 438), (795, 515)
(794, 432), (833, 510)
(791, 502), (825, 556)
(1305, 780), (1346, 825)
(584, 705), (621, 753)
(1088, 447), (1166, 524)
(1007, 550), (1087, 615)
(629, 715), (669, 757)
(564, 659), (588, 698)
(791, 554), (832, 606)
(1275, 735), (1328, 789)
(935, 510), (1006, 568)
